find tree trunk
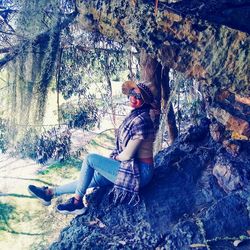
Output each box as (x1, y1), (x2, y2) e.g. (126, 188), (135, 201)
(104, 55), (116, 129)
(161, 67), (178, 145)
(140, 51), (178, 152)
(56, 47), (63, 126)
(140, 49), (161, 130)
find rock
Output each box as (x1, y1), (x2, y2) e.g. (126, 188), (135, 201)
(213, 154), (250, 193)
(50, 124), (250, 249)
(158, 220), (204, 250)
(236, 95), (250, 106)
(201, 194), (249, 239)
(209, 122), (225, 142)
(222, 139), (241, 157)
(209, 107), (250, 137)
(183, 117), (210, 143)
(77, 1), (250, 95)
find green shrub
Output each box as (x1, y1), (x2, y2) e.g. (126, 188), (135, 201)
(15, 128), (38, 159)
(35, 127), (71, 164)
(59, 100), (99, 130)
(15, 127), (71, 164)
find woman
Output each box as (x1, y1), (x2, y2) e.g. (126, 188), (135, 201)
(28, 80), (157, 215)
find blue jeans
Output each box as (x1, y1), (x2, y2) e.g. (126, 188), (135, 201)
(54, 153), (154, 196)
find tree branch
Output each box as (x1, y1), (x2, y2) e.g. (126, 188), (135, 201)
(0, 45), (23, 69)
(0, 46), (18, 54)
(0, 11), (77, 70)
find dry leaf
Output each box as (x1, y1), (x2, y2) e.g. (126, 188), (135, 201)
(190, 243), (208, 248)
(118, 240), (126, 245)
(233, 240), (243, 247)
(96, 218), (106, 228)
(89, 220), (98, 226)
(88, 218), (106, 228)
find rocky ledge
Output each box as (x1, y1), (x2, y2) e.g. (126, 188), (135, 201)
(50, 119), (250, 250)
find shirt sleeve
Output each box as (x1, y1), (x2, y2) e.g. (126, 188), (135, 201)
(116, 138), (143, 161)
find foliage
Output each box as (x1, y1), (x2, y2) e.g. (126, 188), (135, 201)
(0, 0), (77, 143)
(59, 32), (126, 100)
(1, 1), (130, 146)
(0, 117), (9, 153)
(59, 100), (99, 129)
(38, 157), (82, 180)
(15, 128), (38, 159)
(170, 70), (206, 127)
(35, 127), (71, 164)
(14, 127), (71, 164)
(58, 32), (128, 121)
(1, 0), (76, 41)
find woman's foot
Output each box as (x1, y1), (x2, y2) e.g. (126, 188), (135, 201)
(56, 197), (87, 215)
(28, 185), (53, 206)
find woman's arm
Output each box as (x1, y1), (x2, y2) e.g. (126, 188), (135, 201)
(115, 138), (143, 161)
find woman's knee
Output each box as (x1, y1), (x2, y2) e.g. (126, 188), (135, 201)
(85, 153), (100, 167)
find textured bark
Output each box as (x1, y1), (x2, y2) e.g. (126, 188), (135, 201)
(158, 0), (250, 34)
(161, 67), (178, 144)
(140, 50), (162, 129)
(76, 0), (249, 96)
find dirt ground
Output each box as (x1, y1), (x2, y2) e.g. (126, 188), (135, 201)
(0, 129), (99, 249)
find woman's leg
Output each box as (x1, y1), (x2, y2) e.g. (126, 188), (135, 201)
(75, 153), (120, 197)
(56, 153), (120, 214)
(88, 171), (113, 188)
(51, 154), (118, 197)
(139, 162), (154, 187)
(31, 159), (152, 203)
(52, 170), (114, 196)
(53, 180), (78, 196)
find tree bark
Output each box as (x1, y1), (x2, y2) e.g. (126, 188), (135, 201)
(56, 47), (63, 126)
(104, 54), (116, 129)
(140, 49), (161, 130)
(76, 0), (249, 96)
(161, 67), (178, 145)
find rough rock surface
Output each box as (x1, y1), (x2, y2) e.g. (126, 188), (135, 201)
(50, 119), (250, 249)
(76, 0), (250, 96)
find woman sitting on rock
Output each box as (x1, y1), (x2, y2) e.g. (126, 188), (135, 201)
(28, 80), (157, 215)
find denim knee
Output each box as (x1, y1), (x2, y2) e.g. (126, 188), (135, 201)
(85, 153), (98, 167)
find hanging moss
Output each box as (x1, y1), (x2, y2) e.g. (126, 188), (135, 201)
(5, 0), (64, 143)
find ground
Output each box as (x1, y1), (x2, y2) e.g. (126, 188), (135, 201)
(0, 127), (116, 250)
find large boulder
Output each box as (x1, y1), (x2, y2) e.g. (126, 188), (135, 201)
(50, 120), (250, 249)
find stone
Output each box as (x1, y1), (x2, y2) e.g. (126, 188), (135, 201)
(50, 122), (250, 249)
(235, 95), (250, 106)
(222, 139), (241, 157)
(209, 122), (225, 142)
(209, 107), (250, 138)
(213, 156), (243, 193)
(76, 0), (250, 96)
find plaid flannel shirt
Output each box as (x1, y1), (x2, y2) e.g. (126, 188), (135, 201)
(110, 107), (155, 204)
